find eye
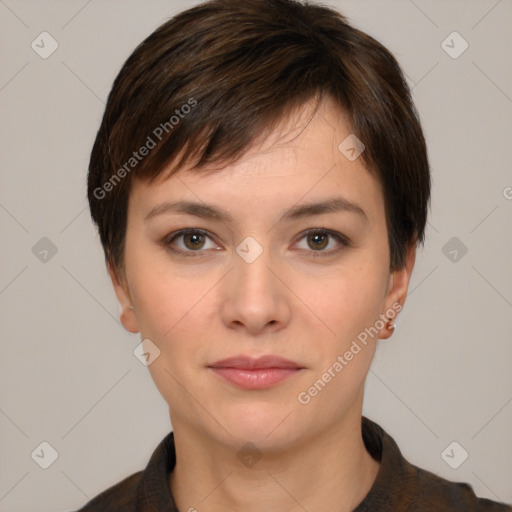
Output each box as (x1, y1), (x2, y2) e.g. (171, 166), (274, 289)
(162, 228), (349, 258)
(164, 229), (220, 256)
(294, 229), (349, 256)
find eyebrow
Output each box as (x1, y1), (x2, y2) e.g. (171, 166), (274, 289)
(144, 197), (368, 223)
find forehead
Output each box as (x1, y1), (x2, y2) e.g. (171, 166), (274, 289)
(128, 96), (385, 224)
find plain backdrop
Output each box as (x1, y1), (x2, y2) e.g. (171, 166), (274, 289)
(0, 1), (511, 510)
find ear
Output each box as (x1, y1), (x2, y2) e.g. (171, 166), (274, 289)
(379, 241), (417, 340)
(108, 261), (140, 333)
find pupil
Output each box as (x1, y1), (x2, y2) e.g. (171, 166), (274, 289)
(185, 233), (204, 249)
(308, 233), (328, 250)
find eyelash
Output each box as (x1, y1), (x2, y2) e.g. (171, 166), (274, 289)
(162, 228), (350, 259)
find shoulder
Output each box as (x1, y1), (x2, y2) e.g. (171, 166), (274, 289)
(75, 473), (142, 511)
(360, 417), (512, 512)
(77, 471), (143, 512)
(400, 460), (512, 511)
(75, 471), (143, 511)
(73, 430), (176, 511)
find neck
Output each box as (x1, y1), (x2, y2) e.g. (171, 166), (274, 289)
(169, 409), (380, 512)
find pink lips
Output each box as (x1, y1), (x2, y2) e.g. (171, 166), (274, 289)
(208, 355), (304, 390)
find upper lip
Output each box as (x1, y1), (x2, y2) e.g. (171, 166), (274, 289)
(208, 355), (303, 370)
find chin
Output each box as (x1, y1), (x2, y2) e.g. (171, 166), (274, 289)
(213, 401), (302, 449)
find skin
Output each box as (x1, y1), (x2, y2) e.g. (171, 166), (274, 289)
(109, 95), (416, 512)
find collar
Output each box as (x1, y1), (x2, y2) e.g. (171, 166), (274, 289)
(133, 416), (508, 511)
(135, 416), (395, 511)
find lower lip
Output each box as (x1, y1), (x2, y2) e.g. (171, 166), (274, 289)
(210, 367), (302, 390)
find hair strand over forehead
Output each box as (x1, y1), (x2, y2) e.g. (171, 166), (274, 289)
(88, 0), (431, 275)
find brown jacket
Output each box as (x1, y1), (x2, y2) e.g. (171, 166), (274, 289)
(76, 416), (512, 511)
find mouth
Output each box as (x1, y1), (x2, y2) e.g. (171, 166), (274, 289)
(208, 355), (305, 390)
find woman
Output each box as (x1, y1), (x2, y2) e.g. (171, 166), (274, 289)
(81, 0), (511, 510)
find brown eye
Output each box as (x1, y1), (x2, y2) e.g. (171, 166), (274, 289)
(164, 229), (219, 256)
(294, 229), (349, 257)
(307, 232), (329, 250)
(183, 232), (206, 250)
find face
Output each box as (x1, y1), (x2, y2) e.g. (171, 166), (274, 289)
(111, 96), (415, 451)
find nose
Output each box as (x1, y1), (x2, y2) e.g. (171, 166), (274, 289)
(219, 244), (292, 337)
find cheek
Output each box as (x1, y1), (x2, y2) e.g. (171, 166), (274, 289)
(128, 263), (223, 395)
(132, 269), (215, 404)
(296, 263), (386, 346)
(126, 240), (213, 337)
(294, 264), (385, 407)
(135, 272), (212, 340)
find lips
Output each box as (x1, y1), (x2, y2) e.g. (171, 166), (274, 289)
(208, 355), (304, 390)
(209, 355), (302, 370)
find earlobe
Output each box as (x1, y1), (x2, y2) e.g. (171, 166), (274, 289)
(379, 241), (417, 340)
(107, 261), (140, 334)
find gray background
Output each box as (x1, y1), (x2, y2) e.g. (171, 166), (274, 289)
(0, 0), (511, 510)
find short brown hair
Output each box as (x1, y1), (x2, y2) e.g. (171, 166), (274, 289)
(88, 0), (431, 275)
